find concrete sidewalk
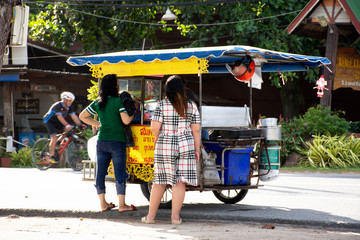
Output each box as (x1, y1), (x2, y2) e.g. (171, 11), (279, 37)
(1, 168), (360, 232)
(0, 168), (226, 223)
(0, 168), (149, 211)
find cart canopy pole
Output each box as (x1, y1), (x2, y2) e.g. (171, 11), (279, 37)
(199, 73), (202, 114)
(249, 78), (253, 127)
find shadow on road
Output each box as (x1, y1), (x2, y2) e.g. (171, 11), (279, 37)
(1, 203), (359, 232)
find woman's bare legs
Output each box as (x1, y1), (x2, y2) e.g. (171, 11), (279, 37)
(171, 182), (186, 222)
(118, 194), (134, 212)
(98, 193), (115, 211)
(146, 184), (166, 220)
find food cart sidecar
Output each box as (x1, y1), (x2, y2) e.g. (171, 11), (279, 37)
(67, 46), (330, 207)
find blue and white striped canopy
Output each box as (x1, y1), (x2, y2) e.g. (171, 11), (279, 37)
(67, 45), (330, 73)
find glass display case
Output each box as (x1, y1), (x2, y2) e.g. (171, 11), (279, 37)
(118, 77), (162, 124)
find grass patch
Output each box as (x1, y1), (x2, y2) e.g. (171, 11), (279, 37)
(280, 166), (360, 174)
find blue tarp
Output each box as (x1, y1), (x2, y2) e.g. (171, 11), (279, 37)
(67, 45), (330, 73)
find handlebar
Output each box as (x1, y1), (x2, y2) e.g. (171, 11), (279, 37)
(65, 124), (87, 138)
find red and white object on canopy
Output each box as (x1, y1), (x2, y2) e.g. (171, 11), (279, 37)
(314, 75), (328, 98)
(226, 60), (255, 82)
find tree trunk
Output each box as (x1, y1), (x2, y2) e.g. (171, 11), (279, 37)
(0, 0), (15, 73)
(280, 77), (305, 119)
(1, 0), (16, 137)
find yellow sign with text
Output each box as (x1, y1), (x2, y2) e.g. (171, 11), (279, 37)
(108, 125), (155, 181)
(89, 57), (209, 78)
(127, 125), (155, 165)
(334, 47), (360, 91)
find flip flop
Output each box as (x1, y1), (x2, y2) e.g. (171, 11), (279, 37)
(101, 202), (117, 212)
(141, 215), (155, 224)
(171, 218), (182, 225)
(119, 204), (137, 213)
(108, 202), (116, 208)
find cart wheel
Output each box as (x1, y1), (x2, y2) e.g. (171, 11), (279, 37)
(212, 189), (248, 204)
(140, 182), (172, 209)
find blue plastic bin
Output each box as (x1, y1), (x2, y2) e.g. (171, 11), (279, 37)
(203, 142), (253, 186)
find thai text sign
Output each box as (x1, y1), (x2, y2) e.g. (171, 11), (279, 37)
(89, 57), (209, 78)
(15, 99), (39, 114)
(334, 47), (360, 91)
(127, 125), (155, 164)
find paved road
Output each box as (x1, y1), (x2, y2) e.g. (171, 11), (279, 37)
(2, 215), (360, 240)
(0, 168), (359, 233)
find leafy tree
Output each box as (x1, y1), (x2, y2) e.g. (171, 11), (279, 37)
(173, 0), (322, 117)
(28, 1), (319, 56)
(27, 0), (324, 117)
(29, 2), (161, 53)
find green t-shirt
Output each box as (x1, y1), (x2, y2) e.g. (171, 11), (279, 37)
(86, 96), (127, 142)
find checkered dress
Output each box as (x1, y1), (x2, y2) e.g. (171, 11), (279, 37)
(152, 98), (200, 186)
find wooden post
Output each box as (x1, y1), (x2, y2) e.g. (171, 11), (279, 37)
(320, 24), (339, 108)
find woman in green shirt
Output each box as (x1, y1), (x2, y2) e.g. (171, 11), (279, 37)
(80, 74), (136, 213)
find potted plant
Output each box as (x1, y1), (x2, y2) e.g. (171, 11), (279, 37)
(9, 147), (33, 168)
(0, 138), (12, 167)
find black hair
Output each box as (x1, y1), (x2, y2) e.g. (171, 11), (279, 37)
(165, 75), (188, 119)
(98, 74), (119, 110)
(186, 89), (199, 108)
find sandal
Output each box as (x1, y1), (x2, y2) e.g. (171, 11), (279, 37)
(101, 202), (116, 212)
(171, 218), (182, 225)
(141, 215), (155, 224)
(119, 204), (137, 213)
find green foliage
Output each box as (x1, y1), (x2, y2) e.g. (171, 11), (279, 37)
(79, 128), (94, 141)
(0, 137), (12, 158)
(280, 104), (350, 163)
(173, 0), (322, 87)
(349, 122), (360, 133)
(1, 151), (12, 158)
(28, 2), (320, 51)
(87, 80), (99, 101)
(280, 118), (305, 164)
(281, 166), (360, 173)
(301, 105), (350, 137)
(27, 0), (326, 89)
(28, 2), (160, 53)
(299, 134), (360, 168)
(85, 80), (99, 124)
(10, 147), (34, 168)
(28, 0), (328, 118)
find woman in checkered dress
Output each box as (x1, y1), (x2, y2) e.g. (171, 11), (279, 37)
(142, 75), (201, 225)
